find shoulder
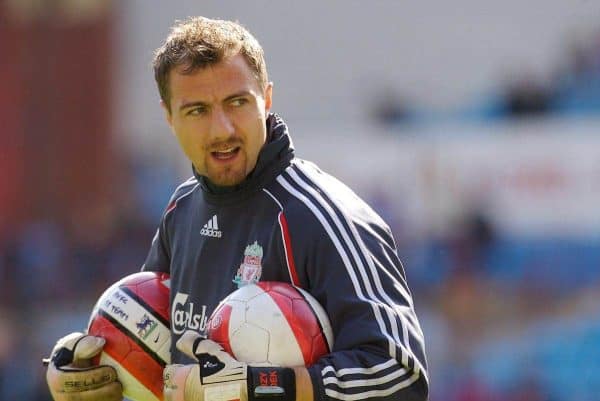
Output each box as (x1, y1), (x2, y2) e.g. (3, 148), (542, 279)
(164, 176), (199, 216)
(271, 159), (389, 234)
(172, 176), (199, 197)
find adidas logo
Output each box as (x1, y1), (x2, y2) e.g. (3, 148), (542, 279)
(200, 215), (222, 238)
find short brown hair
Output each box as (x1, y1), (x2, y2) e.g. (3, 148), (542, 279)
(153, 16), (268, 110)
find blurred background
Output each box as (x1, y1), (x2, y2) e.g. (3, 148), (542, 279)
(2, 1), (600, 400)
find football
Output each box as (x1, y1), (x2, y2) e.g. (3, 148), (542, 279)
(87, 271), (171, 401)
(207, 281), (334, 367)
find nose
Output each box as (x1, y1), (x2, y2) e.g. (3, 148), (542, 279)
(208, 107), (235, 141)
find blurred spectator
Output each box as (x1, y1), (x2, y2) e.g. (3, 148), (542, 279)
(502, 76), (554, 117)
(448, 211), (496, 273)
(371, 87), (413, 125)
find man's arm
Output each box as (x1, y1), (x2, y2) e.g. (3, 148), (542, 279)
(274, 162), (429, 401)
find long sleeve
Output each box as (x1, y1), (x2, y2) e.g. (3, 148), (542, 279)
(274, 161), (428, 401)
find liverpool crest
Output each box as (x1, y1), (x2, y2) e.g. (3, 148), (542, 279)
(233, 241), (263, 287)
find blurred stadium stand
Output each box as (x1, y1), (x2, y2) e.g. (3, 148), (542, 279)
(2, 1), (600, 400)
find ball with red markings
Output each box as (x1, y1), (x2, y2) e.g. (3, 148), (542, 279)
(207, 281), (333, 367)
(87, 271), (171, 401)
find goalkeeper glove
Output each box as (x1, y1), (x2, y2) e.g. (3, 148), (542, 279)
(164, 330), (296, 401)
(44, 332), (122, 401)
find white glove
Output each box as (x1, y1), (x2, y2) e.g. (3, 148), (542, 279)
(164, 331), (248, 401)
(164, 331), (295, 401)
(45, 332), (122, 401)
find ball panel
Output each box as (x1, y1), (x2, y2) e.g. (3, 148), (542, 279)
(89, 314), (164, 397)
(227, 283), (265, 302)
(130, 274), (170, 322)
(93, 284), (170, 364)
(295, 287), (334, 356)
(115, 271), (161, 287)
(120, 348), (164, 399)
(264, 284), (318, 366)
(206, 302), (234, 356)
(257, 281), (304, 302)
(248, 290), (305, 366)
(89, 314), (135, 362)
(227, 299), (248, 335)
(230, 322), (272, 365)
(99, 352), (161, 401)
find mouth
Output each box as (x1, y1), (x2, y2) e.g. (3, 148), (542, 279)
(210, 146), (241, 161)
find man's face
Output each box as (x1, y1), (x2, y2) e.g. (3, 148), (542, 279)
(163, 54), (272, 186)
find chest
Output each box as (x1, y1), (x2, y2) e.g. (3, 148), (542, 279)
(166, 196), (292, 342)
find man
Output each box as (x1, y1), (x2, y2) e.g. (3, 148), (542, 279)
(45, 16), (429, 401)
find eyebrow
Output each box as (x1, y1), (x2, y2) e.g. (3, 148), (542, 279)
(178, 90), (253, 112)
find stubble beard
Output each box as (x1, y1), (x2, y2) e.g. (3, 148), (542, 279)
(205, 156), (247, 186)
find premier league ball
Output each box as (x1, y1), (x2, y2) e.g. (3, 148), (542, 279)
(207, 282), (334, 367)
(87, 271), (171, 401)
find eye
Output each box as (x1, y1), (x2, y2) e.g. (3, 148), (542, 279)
(230, 97), (248, 107)
(186, 106), (207, 116)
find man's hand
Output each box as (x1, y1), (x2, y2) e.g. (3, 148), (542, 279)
(45, 332), (122, 401)
(163, 331), (249, 401)
(164, 331), (295, 401)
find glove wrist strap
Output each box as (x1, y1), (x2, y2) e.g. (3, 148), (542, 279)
(247, 367), (295, 401)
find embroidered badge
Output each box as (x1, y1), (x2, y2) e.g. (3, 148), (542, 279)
(233, 241), (263, 288)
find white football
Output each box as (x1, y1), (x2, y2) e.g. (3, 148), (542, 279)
(207, 282), (333, 367)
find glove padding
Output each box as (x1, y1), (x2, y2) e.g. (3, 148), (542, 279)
(45, 332), (122, 401)
(164, 331), (248, 401)
(164, 331), (295, 401)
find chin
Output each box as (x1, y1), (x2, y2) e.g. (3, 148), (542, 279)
(216, 179), (242, 187)
(210, 172), (246, 187)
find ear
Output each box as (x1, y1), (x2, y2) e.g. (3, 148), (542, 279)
(263, 82), (273, 114)
(161, 99), (174, 131)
